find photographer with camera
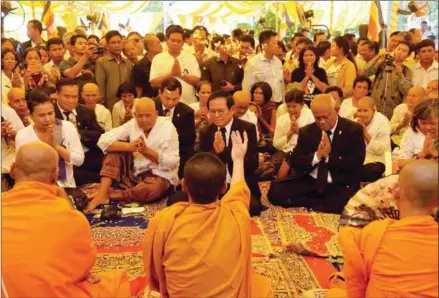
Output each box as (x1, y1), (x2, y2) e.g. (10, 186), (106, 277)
(365, 40), (413, 119)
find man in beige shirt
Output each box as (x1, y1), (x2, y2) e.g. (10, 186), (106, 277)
(96, 30), (133, 111)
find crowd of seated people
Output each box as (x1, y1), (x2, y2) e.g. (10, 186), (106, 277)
(2, 19), (438, 297)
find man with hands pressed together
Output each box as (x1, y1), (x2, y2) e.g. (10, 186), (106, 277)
(268, 94), (365, 213)
(86, 98), (179, 212)
(15, 90), (84, 188)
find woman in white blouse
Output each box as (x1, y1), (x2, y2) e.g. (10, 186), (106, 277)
(397, 100), (438, 169)
(1, 49), (24, 104)
(112, 82), (137, 128)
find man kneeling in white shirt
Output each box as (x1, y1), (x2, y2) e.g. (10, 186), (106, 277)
(86, 98), (180, 212)
(81, 82), (112, 132)
(273, 89), (315, 173)
(15, 90), (85, 188)
(356, 96), (391, 182)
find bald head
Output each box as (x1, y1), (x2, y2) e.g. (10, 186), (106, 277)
(311, 94), (338, 131)
(134, 97), (158, 131)
(82, 82), (99, 93)
(399, 159), (438, 210)
(357, 96), (376, 110)
(7, 88), (25, 101)
(81, 83), (100, 107)
(13, 141), (58, 184)
(233, 91), (251, 105)
(134, 97), (156, 113)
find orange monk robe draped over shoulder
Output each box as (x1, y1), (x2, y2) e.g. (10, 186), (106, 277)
(1, 181), (131, 297)
(326, 216), (439, 298)
(143, 182), (273, 298)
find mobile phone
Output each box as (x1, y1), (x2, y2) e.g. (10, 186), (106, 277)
(220, 80), (227, 87)
(96, 47), (104, 55)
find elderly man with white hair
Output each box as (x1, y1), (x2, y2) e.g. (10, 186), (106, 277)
(355, 96), (391, 182)
(268, 94), (366, 214)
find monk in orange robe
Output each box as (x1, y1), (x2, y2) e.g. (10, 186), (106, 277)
(1, 141), (131, 297)
(326, 159), (438, 298)
(143, 131), (273, 297)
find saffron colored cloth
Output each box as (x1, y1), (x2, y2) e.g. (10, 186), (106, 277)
(327, 216), (438, 298)
(1, 181), (131, 297)
(143, 182), (273, 297)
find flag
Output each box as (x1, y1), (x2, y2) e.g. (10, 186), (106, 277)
(367, 0), (385, 41)
(98, 13), (109, 32)
(41, 0), (56, 37)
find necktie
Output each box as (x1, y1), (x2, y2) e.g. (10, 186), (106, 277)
(316, 130), (332, 194)
(163, 109), (171, 117)
(63, 111), (71, 121)
(220, 127), (227, 147)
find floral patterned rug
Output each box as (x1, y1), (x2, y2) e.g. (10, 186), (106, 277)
(81, 182), (339, 297)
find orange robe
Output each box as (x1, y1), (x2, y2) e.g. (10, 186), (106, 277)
(327, 216), (438, 298)
(143, 182), (273, 297)
(1, 181), (131, 297)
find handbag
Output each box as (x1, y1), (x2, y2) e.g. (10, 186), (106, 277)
(64, 188), (89, 212)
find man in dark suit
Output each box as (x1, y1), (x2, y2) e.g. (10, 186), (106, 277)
(199, 91), (263, 216)
(268, 94), (366, 214)
(153, 78), (195, 178)
(54, 78), (104, 185)
(18, 20), (46, 59)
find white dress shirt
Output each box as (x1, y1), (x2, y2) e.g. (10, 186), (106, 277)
(97, 117), (180, 186)
(112, 99), (137, 128)
(309, 117), (339, 183)
(15, 121), (85, 188)
(361, 111), (391, 164)
(411, 61), (439, 88)
(396, 127), (425, 159)
(390, 103), (409, 145)
(273, 108), (315, 153)
(161, 104), (175, 118)
(243, 53), (285, 103)
(218, 118), (234, 183)
(339, 97), (357, 121)
(95, 104), (112, 132)
(2, 104), (24, 173)
(150, 51), (201, 105)
(239, 109), (259, 140)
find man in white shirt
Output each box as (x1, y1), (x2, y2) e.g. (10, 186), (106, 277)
(272, 90), (315, 172)
(390, 86), (426, 148)
(7, 88), (33, 127)
(15, 90), (84, 188)
(233, 91), (259, 140)
(85, 98), (179, 212)
(44, 37), (65, 84)
(356, 97), (391, 182)
(2, 104), (24, 191)
(243, 30), (285, 103)
(339, 76), (372, 120)
(411, 39), (438, 88)
(188, 25), (216, 65)
(81, 82), (112, 132)
(150, 25), (201, 105)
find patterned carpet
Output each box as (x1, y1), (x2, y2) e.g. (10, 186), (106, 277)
(81, 182), (339, 297)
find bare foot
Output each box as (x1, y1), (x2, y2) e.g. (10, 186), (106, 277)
(84, 191), (109, 213)
(108, 189), (123, 200)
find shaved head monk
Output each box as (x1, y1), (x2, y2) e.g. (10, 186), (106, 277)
(1, 141), (132, 297)
(144, 132), (273, 297)
(81, 82), (112, 132)
(86, 97), (179, 211)
(233, 90), (259, 139)
(327, 159), (438, 298)
(7, 87), (32, 126)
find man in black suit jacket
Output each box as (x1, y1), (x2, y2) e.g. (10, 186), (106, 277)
(154, 78), (195, 178)
(268, 94), (366, 214)
(18, 20), (46, 59)
(54, 78), (104, 185)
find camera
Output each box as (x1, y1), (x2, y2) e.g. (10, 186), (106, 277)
(385, 53), (395, 67)
(96, 47), (104, 55)
(220, 80), (227, 87)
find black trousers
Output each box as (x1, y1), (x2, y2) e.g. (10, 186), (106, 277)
(361, 162), (385, 183)
(267, 175), (356, 214)
(73, 148), (104, 186)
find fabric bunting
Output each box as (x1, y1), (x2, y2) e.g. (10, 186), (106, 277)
(41, 0), (56, 38)
(367, 0), (385, 41)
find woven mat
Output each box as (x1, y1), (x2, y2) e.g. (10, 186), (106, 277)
(81, 182), (338, 297)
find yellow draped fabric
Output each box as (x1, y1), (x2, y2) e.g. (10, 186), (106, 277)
(223, 1), (266, 15)
(389, 2), (400, 34)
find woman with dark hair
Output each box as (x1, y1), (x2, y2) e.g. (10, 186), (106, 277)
(396, 100), (439, 169)
(22, 47), (50, 91)
(291, 45), (328, 106)
(1, 38), (16, 52)
(251, 81), (277, 137)
(36, 45), (50, 65)
(326, 36), (357, 98)
(190, 81), (212, 128)
(111, 81), (137, 127)
(1, 49), (24, 103)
